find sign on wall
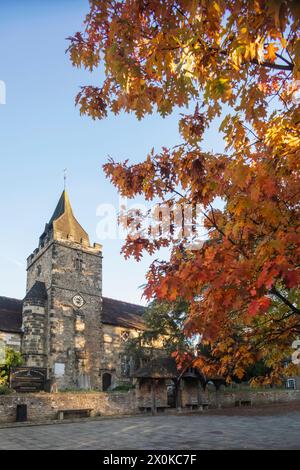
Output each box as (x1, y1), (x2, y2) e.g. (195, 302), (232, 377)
(54, 362), (65, 378)
(10, 367), (47, 393)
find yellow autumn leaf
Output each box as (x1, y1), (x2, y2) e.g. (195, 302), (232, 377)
(265, 43), (278, 62)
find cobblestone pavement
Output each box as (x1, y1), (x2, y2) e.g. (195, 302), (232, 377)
(0, 412), (299, 450)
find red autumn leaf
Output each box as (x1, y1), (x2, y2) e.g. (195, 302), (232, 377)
(284, 270), (299, 289)
(248, 297), (271, 316)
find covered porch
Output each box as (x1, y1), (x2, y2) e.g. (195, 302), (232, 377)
(133, 357), (214, 415)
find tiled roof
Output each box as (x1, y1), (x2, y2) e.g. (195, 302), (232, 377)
(0, 295), (146, 333)
(132, 357), (208, 383)
(0, 296), (23, 333)
(24, 281), (47, 302)
(102, 297), (146, 330)
(133, 357), (179, 379)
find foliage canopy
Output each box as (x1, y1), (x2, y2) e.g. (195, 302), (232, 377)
(69, 0), (300, 382)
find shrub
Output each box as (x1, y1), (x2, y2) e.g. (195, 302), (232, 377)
(0, 348), (23, 386)
(0, 385), (13, 395)
(112, 383), (135, 392)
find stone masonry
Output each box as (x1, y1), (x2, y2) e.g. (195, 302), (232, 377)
(0, 190), (147, 392)
(0, 391), (137, 423)
(1, 389), (300, 424)
(22, 191), (103, 390)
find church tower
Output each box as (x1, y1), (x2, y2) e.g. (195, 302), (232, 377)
(22, 191), (103, 390)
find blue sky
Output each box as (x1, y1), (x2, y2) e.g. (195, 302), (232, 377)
(0, 0), (224, 304)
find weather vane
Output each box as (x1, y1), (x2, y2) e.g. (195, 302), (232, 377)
(64, 168), (67, 190)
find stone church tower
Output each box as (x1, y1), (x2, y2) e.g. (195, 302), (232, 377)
(22, 191), (103, 390)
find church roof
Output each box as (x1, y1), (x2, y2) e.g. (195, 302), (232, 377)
(0, 295), (146, 334)
(41, 190), (90, 246)
(102, 297), (146, 330)
(0, 296), (23, 333)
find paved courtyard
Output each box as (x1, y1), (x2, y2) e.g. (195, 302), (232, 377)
(0, 410), (300, 450)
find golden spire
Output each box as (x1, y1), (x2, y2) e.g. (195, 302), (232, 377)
(45, 190), (90, 246)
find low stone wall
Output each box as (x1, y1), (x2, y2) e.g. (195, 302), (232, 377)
(1, 389), (300, 424)
(0, 391), (137, 424)
(207, 389), (300, 408)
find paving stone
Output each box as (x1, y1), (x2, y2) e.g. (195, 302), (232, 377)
(0, 413), (299, 450)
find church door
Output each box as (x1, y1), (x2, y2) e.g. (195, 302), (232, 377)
(102, 373), (112, 391)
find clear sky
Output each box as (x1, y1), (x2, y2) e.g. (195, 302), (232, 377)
(0, 0), (224, 304)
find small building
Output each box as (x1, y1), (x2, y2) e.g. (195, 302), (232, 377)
(133, 357), (208, 414)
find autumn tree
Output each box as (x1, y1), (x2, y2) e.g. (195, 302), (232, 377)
(68, 0), (300, 383)
(125, 299), (273, 384)
(120, 300), (189, 375)
(124, 299), (192, 368)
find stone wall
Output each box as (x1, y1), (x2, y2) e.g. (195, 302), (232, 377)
(0, 332), (21, 353)
(218, 390), (300, 408)
(1, 389), (300, 424)
(208, 388), (300, 408)
(101, 324), (141, 389)
(0, 391), (137, 424)
(27, 241), (54, 293)
(24, 238), (103, 391)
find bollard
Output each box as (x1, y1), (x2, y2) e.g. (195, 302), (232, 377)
(16, 404), (27, 422)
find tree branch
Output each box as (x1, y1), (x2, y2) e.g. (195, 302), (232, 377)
(275, 52), (294, 67)
(270, 287), (300, 315)
(251, 58), (293, 71)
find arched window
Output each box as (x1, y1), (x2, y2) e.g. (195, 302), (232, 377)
(74, 256), (83, 272)
(102, 373), (112, 391)
(120, 355), (132, 377)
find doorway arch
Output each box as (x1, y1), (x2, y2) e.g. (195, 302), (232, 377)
(102, 373), (112, 391)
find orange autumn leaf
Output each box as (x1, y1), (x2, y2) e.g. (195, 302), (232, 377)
(265, 43), (279, 63)
(69, 1), (300, 383)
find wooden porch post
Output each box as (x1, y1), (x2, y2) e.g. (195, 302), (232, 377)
(176, 378), (183, 411)
(151, 379), (157, 415)
(197, 379), (202, 409)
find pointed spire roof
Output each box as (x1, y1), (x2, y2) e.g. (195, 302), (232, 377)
(24, 281), (47, 302)
(41, 191), (90, 246)
(48, 190), (73, 225)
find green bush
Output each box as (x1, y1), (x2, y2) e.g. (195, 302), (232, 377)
(59, 389), (100, 394)
(111, 383), (135, 392)
(0, 385), (13, 395)
(0, 348), (23, 386)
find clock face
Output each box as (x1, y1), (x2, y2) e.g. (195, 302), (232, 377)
(72, 294), (85, 309)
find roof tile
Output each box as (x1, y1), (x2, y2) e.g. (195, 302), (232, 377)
(0, 297), (23, 333)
